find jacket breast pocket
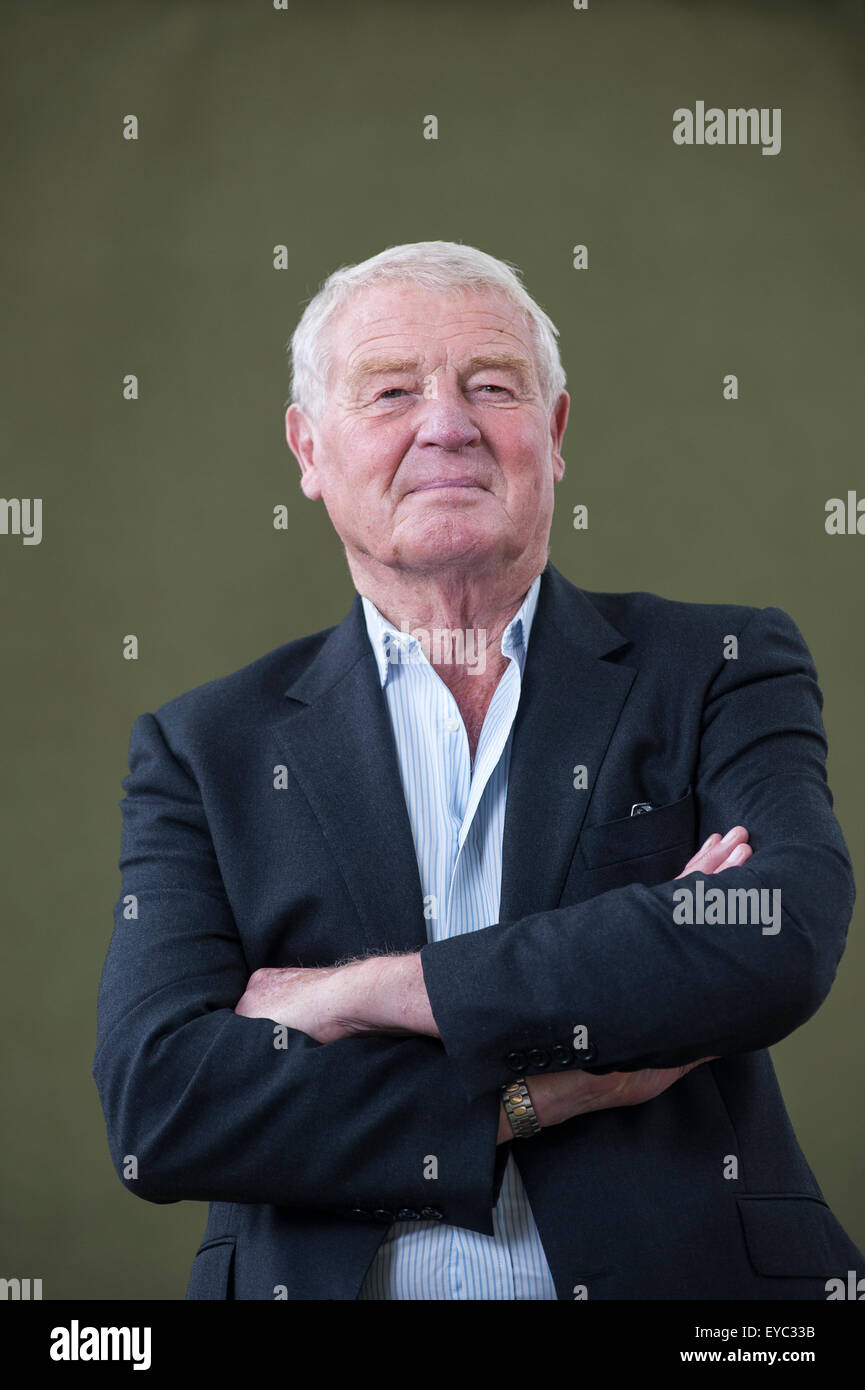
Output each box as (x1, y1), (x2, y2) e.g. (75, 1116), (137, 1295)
(186, 1237), (236, 1301)
(579, 787), (695, 870)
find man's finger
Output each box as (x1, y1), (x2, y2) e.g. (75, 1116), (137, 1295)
(676, 827), (749, 879)
(675, 833), (718, 878)
(715, 841), (753, 871)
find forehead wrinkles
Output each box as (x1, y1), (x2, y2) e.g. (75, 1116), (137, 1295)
(336, 286), (527, 352)
(340, 313), (532, 374)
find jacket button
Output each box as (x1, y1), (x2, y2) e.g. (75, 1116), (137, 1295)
(420, 1206), (444, 1221)
(396, 1208), (420, 1221)
(551, 1044), (573, 1066)
(526, 1049), (550, 1069)
(349, 1207), (370, 1221)
(505, 1051), (526, 1072)
(574, 1044), (598, 1063)
(372, 1209), (394, 1224)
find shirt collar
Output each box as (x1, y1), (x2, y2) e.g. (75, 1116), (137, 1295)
(361, 572), (543, 690)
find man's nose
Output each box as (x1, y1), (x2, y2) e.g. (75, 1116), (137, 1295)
(414, 381), (482, 450)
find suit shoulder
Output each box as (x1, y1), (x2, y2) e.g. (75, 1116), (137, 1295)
(565, 586), (815, 672)
(579, 587), (796, 644)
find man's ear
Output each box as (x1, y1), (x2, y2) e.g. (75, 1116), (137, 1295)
(550, 390), (569, 482)
(286, 404), (322, 500)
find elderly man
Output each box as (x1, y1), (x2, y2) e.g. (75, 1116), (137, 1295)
(94, 240), (863, 1300)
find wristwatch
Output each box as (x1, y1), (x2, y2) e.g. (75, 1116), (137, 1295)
(501, 1078), (542, 1138)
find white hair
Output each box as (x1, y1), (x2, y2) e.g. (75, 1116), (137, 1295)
(287, 240), (567, 422)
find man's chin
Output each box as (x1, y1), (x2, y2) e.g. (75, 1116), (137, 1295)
(393, 531), (503, 575)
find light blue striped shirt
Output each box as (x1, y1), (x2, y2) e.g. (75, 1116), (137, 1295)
(356, 573), (558, 1300)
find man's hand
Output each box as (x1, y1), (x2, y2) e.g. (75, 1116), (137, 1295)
(674, 824), (752, 879)
(234, 953), (438, 1043)
(497, 824), (752, 1143)
(498, 1055), (717, 1142)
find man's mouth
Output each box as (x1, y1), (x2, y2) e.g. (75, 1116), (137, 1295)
(409, 478), (485, 493)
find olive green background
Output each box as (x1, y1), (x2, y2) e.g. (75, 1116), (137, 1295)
(1, 0), (862, 1299)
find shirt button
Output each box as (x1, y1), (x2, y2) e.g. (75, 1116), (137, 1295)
(444, 717), (461, 733)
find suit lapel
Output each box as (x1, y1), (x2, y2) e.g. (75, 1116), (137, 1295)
(273, 597), (428, 954)
(499, 564), (635, 922)
(272, 564), (635, 952)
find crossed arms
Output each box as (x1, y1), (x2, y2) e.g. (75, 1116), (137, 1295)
(93, 606), (855, 1235)
(234, 828), (753, 1142)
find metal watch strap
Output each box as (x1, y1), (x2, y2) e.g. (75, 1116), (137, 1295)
(501, 1078), (542, 1138)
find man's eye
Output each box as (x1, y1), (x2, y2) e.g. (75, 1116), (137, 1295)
(375, 383), (510, 401)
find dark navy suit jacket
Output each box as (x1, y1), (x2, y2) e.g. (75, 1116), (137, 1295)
(93, 562), (864, 1299)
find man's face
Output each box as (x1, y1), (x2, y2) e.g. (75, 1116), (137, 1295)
(286, 283), (569, 581)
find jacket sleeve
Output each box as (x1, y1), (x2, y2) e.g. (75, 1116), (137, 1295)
(420, 606), (857, 1103)
(93, 710), (506, 1234)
